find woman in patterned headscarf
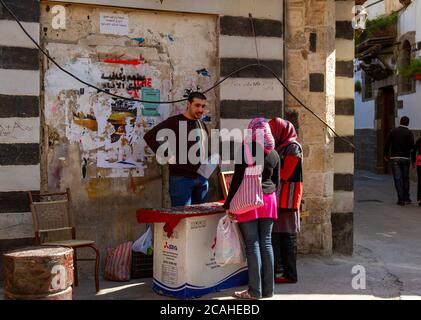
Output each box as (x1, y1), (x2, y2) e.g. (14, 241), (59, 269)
(224, 117), (280, 299)
(269, 117), (303, 284)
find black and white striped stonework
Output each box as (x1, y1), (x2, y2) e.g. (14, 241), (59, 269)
(219, 15), (284, 138)
(332, 0), (355, 255)
(0, 0), (40, 258)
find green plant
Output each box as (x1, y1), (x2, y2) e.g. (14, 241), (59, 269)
(400, 58), (421, 78)
(365, 11), (398, 37)
(355, 80), (362, 92)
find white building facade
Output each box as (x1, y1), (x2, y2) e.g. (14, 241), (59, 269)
(355, 0), (421, 173)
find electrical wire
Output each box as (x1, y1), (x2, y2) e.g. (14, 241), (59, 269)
(0, 0), (264, 104)
(365, 0), (385, 9)
(259, 64), (355, 149)
(248, 13), (355, 149)
(249, 13), (261, 65)
(0, 0), (355, 149)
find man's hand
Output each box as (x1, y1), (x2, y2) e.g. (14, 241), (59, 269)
(384, 156), (390, 162)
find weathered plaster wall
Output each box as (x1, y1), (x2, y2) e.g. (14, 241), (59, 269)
(52, 0), (284, 20)
(40, 3), (218, 273)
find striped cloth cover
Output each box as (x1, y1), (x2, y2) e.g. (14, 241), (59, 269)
(105, 241), (133, 281)
(229, 145), (264, 214)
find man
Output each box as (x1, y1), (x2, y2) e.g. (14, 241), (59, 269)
(143, 92), (209, 207)
(384, 116), (414, 206)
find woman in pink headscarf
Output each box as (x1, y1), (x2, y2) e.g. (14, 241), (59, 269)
(269, 117), (303, 284)
(224, 117), (280, 299)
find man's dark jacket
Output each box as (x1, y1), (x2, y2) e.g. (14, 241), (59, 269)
(384, 126), (415, 161)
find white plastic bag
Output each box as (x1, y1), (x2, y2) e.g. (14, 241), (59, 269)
(197, 153), (221, 179)
(215, 216), (245, 266)
(132, 227), (152, 254)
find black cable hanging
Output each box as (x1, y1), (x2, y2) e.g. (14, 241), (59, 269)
(0, 0), (355, 149)
(248, 13), (355, 150)
(0, 0), (260, 104)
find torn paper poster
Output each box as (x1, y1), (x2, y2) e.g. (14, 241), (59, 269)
(100, 13), (129, 35)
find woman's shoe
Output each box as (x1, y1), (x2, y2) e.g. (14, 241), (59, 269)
(233, 290), (260, 300)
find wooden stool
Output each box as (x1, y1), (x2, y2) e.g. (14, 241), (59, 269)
(3, 246), (74, 300)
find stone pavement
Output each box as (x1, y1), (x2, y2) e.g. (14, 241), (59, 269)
(2, 170), (421, 300)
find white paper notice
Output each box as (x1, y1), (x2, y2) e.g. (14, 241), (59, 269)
(100, 13), (129, 35)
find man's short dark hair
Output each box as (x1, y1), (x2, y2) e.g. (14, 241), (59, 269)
(188, 91), (207, 103)
(400, 116), (410, 126)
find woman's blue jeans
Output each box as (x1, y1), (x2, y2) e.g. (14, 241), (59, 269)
(238, 218), (275, 298)
(169, 175), (209, 207)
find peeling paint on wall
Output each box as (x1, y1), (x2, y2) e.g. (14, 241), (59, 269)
(196, 68), (211, 77)
(42, 4), (217, 184)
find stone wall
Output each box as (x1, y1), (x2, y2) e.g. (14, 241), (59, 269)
(0, 0), (41, 280)
(285, 0), (337, 255)
(355, 129), (377, 172)
(333, 0), (355, 255)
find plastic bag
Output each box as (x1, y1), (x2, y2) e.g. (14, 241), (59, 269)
(132, 227), (152, 254)
(197, 153), (221, 179)
(215, 216), (245, 266)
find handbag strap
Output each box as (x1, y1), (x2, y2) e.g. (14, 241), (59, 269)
(244, 143), (254, 167)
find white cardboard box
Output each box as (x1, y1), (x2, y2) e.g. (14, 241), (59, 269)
(153, 212), (248, 299)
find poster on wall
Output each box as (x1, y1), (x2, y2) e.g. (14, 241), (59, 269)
(81, 63), (162, 171)
(141, 88), (161, 116)
(46, 54), (165, 176)
(43, 7), (217, 179)
(100, 12), (129, 35)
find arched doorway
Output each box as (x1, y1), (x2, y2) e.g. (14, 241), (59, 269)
(376, 86), (395, 174)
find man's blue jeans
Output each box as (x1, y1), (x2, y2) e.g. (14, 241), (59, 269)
(169, 175), (209, 207)
(238, 218), (274, 298)
(391, 158), (410, 203)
